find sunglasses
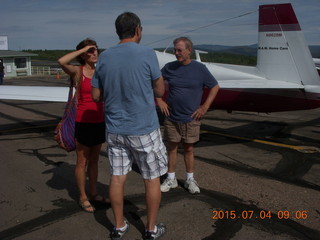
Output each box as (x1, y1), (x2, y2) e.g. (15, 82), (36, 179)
(87, 47), (98, 54)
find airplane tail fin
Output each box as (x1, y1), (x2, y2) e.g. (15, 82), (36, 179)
(257, 3), (319, 86)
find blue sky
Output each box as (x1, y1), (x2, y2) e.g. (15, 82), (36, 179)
(1, 0), (319, 50)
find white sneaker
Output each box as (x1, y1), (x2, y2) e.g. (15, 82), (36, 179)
(184, 179), (200, 194)
(160, 177), (178, 192)
(145, 223), (166, 240)
(110, 220), (130, 240)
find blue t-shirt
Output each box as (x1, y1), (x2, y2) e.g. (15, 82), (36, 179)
(92, 42), (161, 135)
(162, 60), (218, 123)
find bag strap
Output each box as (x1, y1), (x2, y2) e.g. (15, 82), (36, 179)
(68, 77), (75, 100)
(69, 66), (83, 102)
(73, 66), (83, 100)
(64, 75), (79, 112)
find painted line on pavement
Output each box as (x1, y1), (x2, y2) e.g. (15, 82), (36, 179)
(201, 130), (320, 153)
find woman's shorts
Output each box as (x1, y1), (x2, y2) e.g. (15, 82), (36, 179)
(75, 122), (105, 147)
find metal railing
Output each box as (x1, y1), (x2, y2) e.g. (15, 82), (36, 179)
(31, 66), (66, 76)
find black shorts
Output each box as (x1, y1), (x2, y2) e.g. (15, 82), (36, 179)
(75, 122), (105, 147)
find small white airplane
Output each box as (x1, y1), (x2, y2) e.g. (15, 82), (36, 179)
(0, 3), (319, 113)
(155, 3), (320, 112)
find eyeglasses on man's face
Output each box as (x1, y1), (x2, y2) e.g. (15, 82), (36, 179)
(173, 48), (187, 53)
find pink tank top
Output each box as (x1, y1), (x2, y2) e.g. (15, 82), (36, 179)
(76, 72), (104, 123)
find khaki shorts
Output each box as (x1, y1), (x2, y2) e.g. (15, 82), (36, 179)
(164, 119), (201, 143)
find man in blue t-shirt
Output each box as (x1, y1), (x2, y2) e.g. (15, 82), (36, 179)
(157, 37), (219, 194)
(92, 12), (167, 240)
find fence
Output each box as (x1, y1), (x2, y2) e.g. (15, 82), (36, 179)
(31, 66), (66, 76)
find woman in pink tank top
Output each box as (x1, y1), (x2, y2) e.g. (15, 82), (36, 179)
(58, 38), (107, 213)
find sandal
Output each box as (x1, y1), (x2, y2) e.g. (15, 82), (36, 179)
(90, 194), (109, 204)
(79, 199), (95, 213)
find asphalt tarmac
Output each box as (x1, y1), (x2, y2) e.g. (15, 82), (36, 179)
(0, 76), (319, 240)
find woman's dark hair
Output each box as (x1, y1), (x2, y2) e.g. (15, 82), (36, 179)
(115, 12), (141, 40)
(76, 38), (97, 65)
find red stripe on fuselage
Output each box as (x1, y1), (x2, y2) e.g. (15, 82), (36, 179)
(202, 88), (320, 112)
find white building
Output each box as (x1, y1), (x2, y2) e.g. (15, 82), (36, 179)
(0, 50), (38, 77)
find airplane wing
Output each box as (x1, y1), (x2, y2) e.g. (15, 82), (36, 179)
(156, 51), (306, 89)
(218, 79), (304, 89)
(202, 62), (305, 89)
(0, 86), (69, 102)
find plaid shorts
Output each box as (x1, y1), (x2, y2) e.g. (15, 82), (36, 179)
(106, 128), (168, 179)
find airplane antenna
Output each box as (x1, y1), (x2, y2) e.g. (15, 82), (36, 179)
(164, 40), (173, 53)
(146, 9), (258, 47)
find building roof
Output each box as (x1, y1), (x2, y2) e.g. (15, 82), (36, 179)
(0, 50), (38, 57)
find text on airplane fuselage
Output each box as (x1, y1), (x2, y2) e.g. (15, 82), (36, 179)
(266, 33), (283, 37)
(258, 46), (289, 50)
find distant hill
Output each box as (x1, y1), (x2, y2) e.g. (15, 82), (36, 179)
(193, 44), (320, 58)
(26, 44), (320, 67)
(193, 44), (257, 56)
